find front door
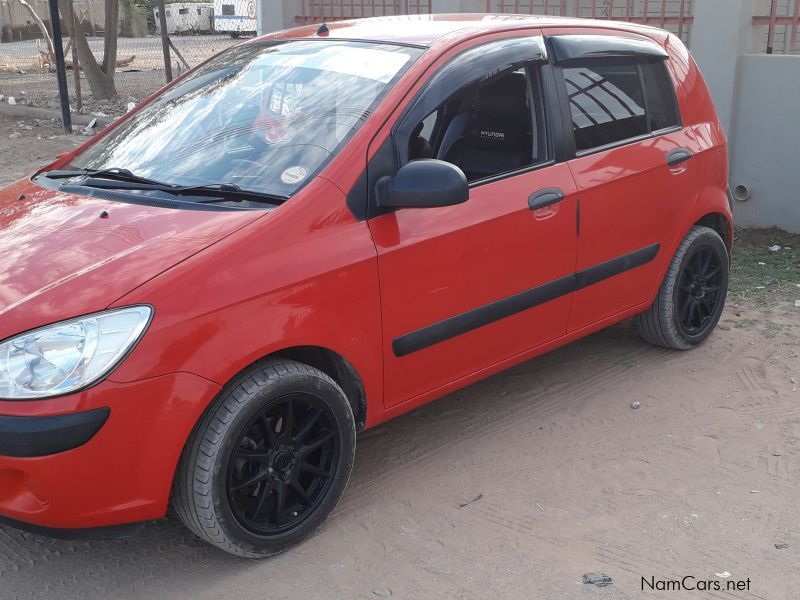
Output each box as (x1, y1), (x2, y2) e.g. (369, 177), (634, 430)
(368, 38), (579, 407)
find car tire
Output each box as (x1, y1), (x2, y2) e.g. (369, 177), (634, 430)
(173, 359), (356, 558)
(637, 225), (729, 350)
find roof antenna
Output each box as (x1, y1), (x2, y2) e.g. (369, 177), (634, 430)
(317, 22), (329, 36)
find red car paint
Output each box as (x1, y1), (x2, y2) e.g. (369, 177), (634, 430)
(0, 14), (731, 530)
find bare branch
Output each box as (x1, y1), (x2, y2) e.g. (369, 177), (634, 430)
(13, 0), (55, 63)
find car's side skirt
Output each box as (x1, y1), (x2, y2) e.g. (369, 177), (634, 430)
(392, 243), (660, 357)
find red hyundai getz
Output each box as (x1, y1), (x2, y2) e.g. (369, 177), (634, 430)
(0, 14), (732, 557)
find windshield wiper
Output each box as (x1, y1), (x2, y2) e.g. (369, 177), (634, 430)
(42, 167), (167, 186)
(55, 173), (286, 205)
(168, 183), (287, 205)
(43, 168), (286, 205)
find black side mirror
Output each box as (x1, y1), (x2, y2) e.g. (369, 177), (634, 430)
(377, 159), (469, 209)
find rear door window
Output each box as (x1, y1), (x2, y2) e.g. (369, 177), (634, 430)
(563, 60), (647, 152)
(563, 58), (680, 153)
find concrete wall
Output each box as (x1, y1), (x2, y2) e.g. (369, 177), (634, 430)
(728, 54), (800, 232)
(691, 0), (760, 135)
(691, 0), (800, 232)
(256, 0), (299, 35)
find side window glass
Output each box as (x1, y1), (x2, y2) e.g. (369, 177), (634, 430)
(408, 110), (439, 162)
(563, 60), (647, 152)
(406, 67), (547, 183)
(419, 111), (438, 141)
(640, 61), (680, 132)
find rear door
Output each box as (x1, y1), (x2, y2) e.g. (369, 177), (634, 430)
(367, 36), (580, 407)
(546, 33), (696, 332)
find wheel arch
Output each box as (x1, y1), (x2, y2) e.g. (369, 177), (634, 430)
(168, 345), (367, 520)
(693, 211), (733, 253)
(258, 345), (368, 431)
(643, 206), (733, 312)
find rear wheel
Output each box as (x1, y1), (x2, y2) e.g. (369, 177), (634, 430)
(173, 360), (356, 558)
(638, 225), (729, 350)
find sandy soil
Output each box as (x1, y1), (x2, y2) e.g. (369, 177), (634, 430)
(1, 116), (799, 600)
(0, 116), (83, 185)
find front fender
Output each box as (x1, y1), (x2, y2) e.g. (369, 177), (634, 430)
(109, 178), (383, 423)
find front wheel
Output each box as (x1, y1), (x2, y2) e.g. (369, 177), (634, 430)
(638, 225), (729, 350)
(173, 360), (356, 558)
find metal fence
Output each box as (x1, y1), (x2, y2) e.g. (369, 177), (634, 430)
(754, 0), (800, 54)
(0, 0), (248, 116)
(297, 0), (432, 24)
(487, 1), (694, 45)
(486, 0), (799, 54)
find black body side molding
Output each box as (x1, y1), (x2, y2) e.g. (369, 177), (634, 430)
(392, 244), (660, 357)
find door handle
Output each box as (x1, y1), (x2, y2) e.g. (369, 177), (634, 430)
(528, 188), (565, 211)
(667, 148), (693, 167)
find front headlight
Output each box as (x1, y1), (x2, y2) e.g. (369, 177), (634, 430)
(0, 306), (152, 400)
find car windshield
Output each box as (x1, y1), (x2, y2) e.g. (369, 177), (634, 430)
(67, 40), (421, 198)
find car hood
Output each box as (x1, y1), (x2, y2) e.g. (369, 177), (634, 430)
(0, 179), (263, 340)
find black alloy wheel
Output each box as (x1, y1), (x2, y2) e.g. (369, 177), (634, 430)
(675, 243), (725, 338)
(227, 393), (340, 535)
(638, 225), (729, 350)
(173, 360), (356, 558)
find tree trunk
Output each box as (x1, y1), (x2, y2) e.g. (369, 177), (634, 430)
(59, 0), (117, 98)
(100, 0), (118, 78)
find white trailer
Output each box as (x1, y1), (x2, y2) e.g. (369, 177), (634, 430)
(212, 0), (256, 37)
(154, 3), (215, 34)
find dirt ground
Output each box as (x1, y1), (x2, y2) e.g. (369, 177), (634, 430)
(0, 116), (83, 184)
(1, 115), (799, 600)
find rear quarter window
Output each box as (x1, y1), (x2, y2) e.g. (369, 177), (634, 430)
(640, 61), (680, 132)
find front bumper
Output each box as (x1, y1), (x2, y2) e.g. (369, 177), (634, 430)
(0, 372), (221, 529)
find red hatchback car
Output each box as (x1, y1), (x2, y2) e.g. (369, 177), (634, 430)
(0, 14), (732, 557)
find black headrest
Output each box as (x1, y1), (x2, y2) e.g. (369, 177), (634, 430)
(463, 73), (529, 152)
(476, 73), (528, 121)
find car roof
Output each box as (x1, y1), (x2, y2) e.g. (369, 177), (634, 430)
(260, 13), (669, 48)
